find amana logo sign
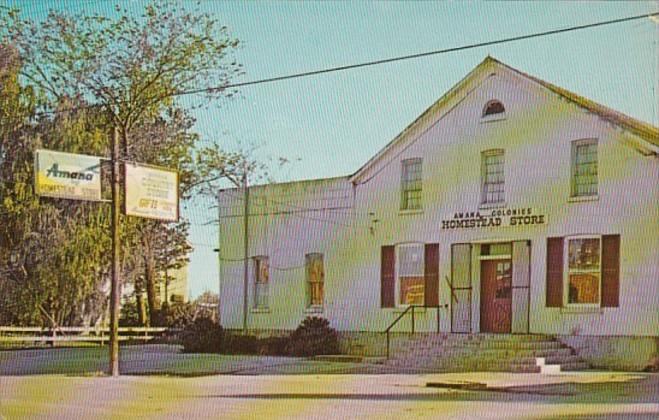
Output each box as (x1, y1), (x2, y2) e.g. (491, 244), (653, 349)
(46, 163), (95, 181)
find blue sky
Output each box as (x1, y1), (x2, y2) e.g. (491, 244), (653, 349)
(13, 1), (658, 297)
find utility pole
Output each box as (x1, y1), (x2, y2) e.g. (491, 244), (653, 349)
(242, 163), (249, 333)
(164, 231), (169, 305)
(109, 125), (121, 377)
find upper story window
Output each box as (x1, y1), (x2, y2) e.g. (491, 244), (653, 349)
(571, 139), (598, 197)
(396, 243), (425, 306)
(481, 149), (505, 205)
(305, 253), (324, 309)
(482, 100), (506, 120)
(253, 256), (270, 310)
(401, 158), (422, 211)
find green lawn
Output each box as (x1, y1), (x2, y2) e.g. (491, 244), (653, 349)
(0, 344), (385, 376)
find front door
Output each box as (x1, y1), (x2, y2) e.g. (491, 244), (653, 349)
(480, 259), (512, 333)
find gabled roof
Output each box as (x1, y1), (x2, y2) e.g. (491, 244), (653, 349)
(350, 56), (658, 183)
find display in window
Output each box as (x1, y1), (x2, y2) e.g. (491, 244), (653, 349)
(400, 276), (424, 305)
(568, 273), (599, 304)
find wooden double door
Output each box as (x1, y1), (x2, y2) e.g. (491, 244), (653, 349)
(480, 259), (512, 333)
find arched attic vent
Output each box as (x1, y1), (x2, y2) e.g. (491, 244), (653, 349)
(482, 100), (505, 117)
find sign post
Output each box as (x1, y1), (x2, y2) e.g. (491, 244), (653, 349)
(34, 143), (179, 378)
(109, 126), (120, 377)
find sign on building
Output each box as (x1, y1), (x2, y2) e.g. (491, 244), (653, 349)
(441, 207), (547, 230)
(34, 149), (102, 201)
(124, 163), (179, 222)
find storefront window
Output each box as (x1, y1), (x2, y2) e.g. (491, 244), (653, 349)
(397, 243), (425, 305)
(566, 237), (601, 305)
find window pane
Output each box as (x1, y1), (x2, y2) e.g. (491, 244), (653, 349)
(310, 282), (324, 306)
(255, 283), (269, 308)
(306, 254), (324, 306)
(398, 244), (423, 276)
(400, 276), (424, 305)
(254, 257), (269, 308)
(568, 273), (600, 304)
(568, 238), (600, 270)
(482, 151), (504, 203)
(256, 258), (269, 284)
(401, 159), (422, 210)
(572, 141), (598, 196)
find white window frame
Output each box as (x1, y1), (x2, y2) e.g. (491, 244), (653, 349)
(394, 243), (425, 307)
(305, 253), (324, 312)
(481, 149), (505, 206)
(570, 138), (598, 198)
(563, 235), (602, 308)
(400, 158), (423, 211)
(252, 256), (269, 311)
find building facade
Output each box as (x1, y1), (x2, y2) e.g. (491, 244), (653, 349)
(218, 57), (658, 368)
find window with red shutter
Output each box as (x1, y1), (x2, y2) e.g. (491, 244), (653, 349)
(381, 246), (395, 308)
(424, 244), (439, 307)
(546, 237), (564, 307)
(601, 234), (620, 308)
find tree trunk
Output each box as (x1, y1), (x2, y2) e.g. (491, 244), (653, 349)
(135, 279), (148, 327)
(143, 237), (160, 326)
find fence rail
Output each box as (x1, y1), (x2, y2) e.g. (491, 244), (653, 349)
(0, 326), (173, 345)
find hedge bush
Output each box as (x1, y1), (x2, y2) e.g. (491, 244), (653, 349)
(257, 336), (290, 356)
(179, 316), (340, 357)
(180, 316), (223, 353)
(286, 316), (340, 357)
(158, 302), (196, 329)
(222, 333), (259, 354)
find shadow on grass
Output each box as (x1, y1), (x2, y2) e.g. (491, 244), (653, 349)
(199, 376), (659, 405)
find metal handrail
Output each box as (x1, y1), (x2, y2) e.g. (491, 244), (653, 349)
(383, 304), (442, 359)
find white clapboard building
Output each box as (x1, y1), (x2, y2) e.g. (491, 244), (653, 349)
(217, 57), (658, 370)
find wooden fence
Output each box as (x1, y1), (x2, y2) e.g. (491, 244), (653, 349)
(0, 326), (172, 346)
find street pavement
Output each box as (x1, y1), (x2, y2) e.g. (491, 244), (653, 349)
(0, 345), (657, 419)
(1, 371), (658, 419)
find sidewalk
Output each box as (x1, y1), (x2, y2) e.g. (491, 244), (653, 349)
(420, 370), (648, 390)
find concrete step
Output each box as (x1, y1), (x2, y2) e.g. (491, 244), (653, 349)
(392, 347), (575, 359)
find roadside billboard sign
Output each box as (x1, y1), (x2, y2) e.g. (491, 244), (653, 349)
(124, 163), (179, 222)
(34, 149), (102, 201)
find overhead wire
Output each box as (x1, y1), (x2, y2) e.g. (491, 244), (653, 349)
(29, 11), (659, 118)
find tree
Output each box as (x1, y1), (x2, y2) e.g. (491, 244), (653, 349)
(0, 1), (244, 326)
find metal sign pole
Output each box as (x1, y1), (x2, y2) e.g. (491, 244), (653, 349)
(109, 125), (121, 377)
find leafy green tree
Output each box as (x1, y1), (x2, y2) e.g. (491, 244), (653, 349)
(1, 1), (244, 326)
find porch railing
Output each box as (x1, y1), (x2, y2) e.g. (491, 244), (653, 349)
(383, 305), (443, 359)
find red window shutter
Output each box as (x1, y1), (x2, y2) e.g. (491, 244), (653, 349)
(601, 234), (620, 308)
(546, 237), (563, 307)
(424, 244), (439, 307)
(381, 246), (395, 308)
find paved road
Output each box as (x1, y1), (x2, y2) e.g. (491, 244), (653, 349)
(1, 373), (657, 419)
(1, 345), (657, 419)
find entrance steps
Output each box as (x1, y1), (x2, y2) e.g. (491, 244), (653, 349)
(385, 333), (589, 373)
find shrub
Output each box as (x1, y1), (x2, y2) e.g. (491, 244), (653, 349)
(118, 299), (141, 327)
(180, 316), (223, 353)
(222, 333), (259, 354)
(258, 336), (291, 356)
(158, 302), (196, 329)
(287, 316), (340, 357)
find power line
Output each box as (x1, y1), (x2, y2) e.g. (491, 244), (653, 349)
(221, 189), (369, 230)
(31, 11), (659, 117)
